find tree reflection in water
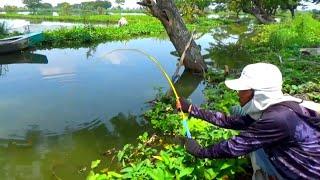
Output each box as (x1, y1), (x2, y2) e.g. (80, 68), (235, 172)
(0, 112), (150, 179)
(167, 69), (203, 99)
(203, 22), (255, 70)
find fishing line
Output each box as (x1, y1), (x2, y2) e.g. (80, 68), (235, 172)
(103, 48), (192, 138)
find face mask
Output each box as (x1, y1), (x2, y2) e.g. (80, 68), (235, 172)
(230, 105), (247, 116)
(242, 98), (262, 120)
(242, 89), (302, 120)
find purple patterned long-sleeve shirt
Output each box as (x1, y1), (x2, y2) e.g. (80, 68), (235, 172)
(189, 102), (320, 179)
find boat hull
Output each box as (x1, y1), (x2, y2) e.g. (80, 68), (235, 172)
(0, 32), (43, 54)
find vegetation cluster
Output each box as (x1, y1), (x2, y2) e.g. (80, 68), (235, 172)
(249, 13), (320, 52)
(0, 22), (8, 38)
(0, 14), (152, 24)
(39, 16), (221, 48)
(41, 21), (164, 47)
(87, 89), (249, 179)
(246, 13), (320, 102)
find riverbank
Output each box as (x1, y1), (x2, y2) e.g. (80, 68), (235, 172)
(0, 14), (153, 24)
(0, 13), (235, 48)
(41, 21), (164, 47)
(40, 17), (222, 48)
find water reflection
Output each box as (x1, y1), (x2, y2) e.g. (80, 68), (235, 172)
(0, 113), (149, 179)
(168, 69), (203, 99)
(0, 51), (48, 65)
(0, 18), (108, 33)
(169, 23), (254, 70)
(202, 22), (255, 70)
(0, 38), (205, 139)
(0, 51), (48, 76)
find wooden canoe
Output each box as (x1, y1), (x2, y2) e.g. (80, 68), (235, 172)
(0, 32), (44, 54)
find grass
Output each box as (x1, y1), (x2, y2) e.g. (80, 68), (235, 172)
(41, 21), (165, 48)
(0, 13), (155, 24)
(0, 21), (8, 38)
(248, 13), (320, 52)
(39, 16), (222, 48)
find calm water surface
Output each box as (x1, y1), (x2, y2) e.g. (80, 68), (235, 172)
(0, 18), (109, 33)
(0, 38), (207, 179)
(0, 22), (253, 179)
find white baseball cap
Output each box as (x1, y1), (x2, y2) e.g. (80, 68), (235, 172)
(225, 63), (283, 91)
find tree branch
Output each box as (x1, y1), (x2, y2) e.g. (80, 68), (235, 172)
(137, 1), (151, 7)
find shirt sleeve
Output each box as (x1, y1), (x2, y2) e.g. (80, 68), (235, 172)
(192, 114), (290, 158)
(189, 105), (254, 130)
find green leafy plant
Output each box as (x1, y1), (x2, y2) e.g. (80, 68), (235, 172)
(88, 82), (250, 179)
(88, 132), (249, 180)
(249, 13), (320, 52)
(0, 22), (8, 38)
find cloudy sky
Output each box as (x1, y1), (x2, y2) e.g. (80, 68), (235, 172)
(0, 0), (140, 9)
(298, 1), (320, 10)
(0, 0), (319, 10)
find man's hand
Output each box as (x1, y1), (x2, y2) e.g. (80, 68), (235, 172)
(176, 97), (191, 113)
(185, 138), (202, 156)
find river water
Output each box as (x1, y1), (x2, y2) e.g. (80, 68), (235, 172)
(0, 19), (253, 179)
(0, 18), (109, 33)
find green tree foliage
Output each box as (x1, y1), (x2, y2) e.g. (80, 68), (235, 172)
(78, 0), (111, 15)
(280, 0), (299, 18)
(58, 2), (72, 16)
(215, 0), (320, 23)
(115, 0), (126, 9)
(39, 3), (52, 9)
(97, 6), (106, 15)
(4, 5), (18, 14)
(23, 0), (42, 14)
(81, 0), (112, 10)
(195, 0), (213, 11)
(175, 0), (213, 22)
(216, 0), (301, 23)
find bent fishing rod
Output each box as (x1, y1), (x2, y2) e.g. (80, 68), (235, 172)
(104, 48), (192, 138)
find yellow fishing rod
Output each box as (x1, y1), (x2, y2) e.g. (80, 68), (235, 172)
(105, 49), (192, 138)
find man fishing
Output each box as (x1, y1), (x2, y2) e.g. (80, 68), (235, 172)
(176, 63), (320, 179)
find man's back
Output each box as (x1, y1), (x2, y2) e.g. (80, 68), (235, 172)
(262, 104), (320, 179)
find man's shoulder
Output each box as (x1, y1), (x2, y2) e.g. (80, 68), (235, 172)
(259, 104), (297, 126)
(257, 102), (313, 132)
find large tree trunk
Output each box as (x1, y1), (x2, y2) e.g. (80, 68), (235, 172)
(289, 8), (295, 18)
(242, 0), (275, 24)
(249, 7), (275, 24)
(138, 0), (207, 73)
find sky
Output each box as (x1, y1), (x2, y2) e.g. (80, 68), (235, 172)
(0, 0), (319, 10)
(298, 1), (320, 10)
(0, 0), (141, 9)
